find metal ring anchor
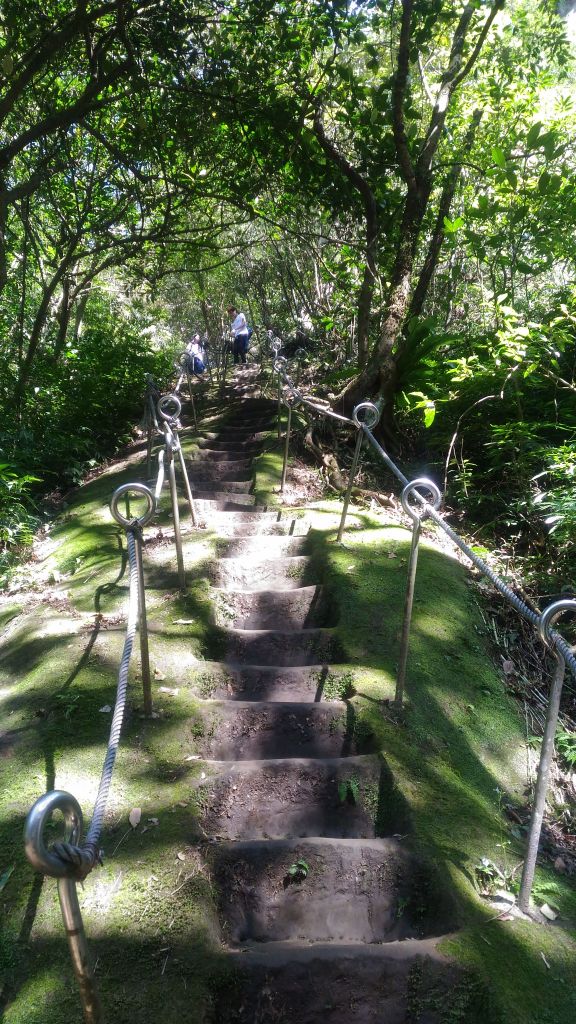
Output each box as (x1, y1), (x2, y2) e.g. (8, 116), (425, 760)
(352, 401), (380, 429)
(401, 478), (442, 523)
(270, 338), (282, 354)
(538, 599), (576, 648)
(110, 483), (156, 527)
(24, 790), (84, 878)
(273, 356), (288, 373)
(157, 393), (182, 422)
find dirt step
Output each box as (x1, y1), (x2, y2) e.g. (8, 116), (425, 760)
(184, 663), (340, 702)
(202, 428), (271, 442)
(209, 837), (452, 944)
(188, 700), (362, 760)
(222, 626), (340, 665)
(213, 940), (467, 1024)
(213, 555), (313, 591)
(199, 754), (381, 839)
(213, 586), (332, 631)
(215, 535), (308, 558)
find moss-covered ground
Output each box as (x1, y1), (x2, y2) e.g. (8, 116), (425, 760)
(0, 396), (574, 1024)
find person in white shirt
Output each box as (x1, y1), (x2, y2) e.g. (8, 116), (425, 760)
(228, 305), (249, 364)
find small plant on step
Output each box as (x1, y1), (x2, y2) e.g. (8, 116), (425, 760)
(338, 777), (360, 805)
(285, 859), (309, 885)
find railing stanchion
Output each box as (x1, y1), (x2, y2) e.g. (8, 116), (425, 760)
(519, 600), (576, 913)
(186, 368), (198, 428)
(167, 444), (186, 590)
(280, 398), (292, 493)
(396, 478), (442, 705)
(337, 428), (363, 543)
(177, 443), (197, 527)
(58, 876), (103, 1024)
(132, 524), (152, 716)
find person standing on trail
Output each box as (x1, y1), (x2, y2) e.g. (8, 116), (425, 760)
(228, 305), (250, 365)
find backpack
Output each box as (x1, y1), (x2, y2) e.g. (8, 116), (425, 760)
(187, 353), (205, 375)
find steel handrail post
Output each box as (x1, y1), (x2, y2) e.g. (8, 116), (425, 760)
(132, 524), (152, 717)
(337, 428), (363, 543)
(166, 441), (186, 590)
(396, 479), (442, 705)
(186, 369), (198, 428)
(336, 401), (381, 543)
(397, 517), (421, 706)
(157, 393), (197, 530)
(24, 791), (102, 1024)
(280, 398), (293, 493)
(110, 484), (156, 715)
(519, 600), (576, 912)
(58, 876), (103, 1023)
(176, 437), (198, 527)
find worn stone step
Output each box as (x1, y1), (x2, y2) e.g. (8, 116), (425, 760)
(186, 462), (253, 481)
(215, 535), (308, 558)
(214, 940), (464, 1024)
(197, 438), (263, 453)
(201, 514), (306, 537)
(191, 477), (253, 493)
(187, 700), (362, 760)
(209, 837), (452, 944)
(183, 663), (340, 702)
(202, 428), (271, 442)
(212, 586), (332, 631)
(198, 754), (380, 839)
(194, 495), (257, 512)
(188, 451), (254, 465)
(222, 626), (340, 666)
(213, 554), (312, 591)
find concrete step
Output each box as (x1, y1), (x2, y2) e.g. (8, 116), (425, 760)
(214, 939), (463, 1024)
(198, 754), (381, 839)
(209, 836), (452, 943)
(222, 626), (340, 666)
(186, 700), (361, 760)
(183, 663), (344, 702)
(213, 555), (313, 591)
(212, 586), (332, 631)
(215, 535), (308, 558)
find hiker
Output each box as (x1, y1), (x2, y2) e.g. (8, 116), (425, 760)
(228, 305), (250, 364)
(186, 334), (205, 376)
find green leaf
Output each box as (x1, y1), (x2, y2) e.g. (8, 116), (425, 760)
(491, 146), (506, 168)
(526, 122), (542, 148)
(424, 404), (436, 428)
(443, 216), (464, 233)
(538, 171), (551, 194)
(349, 779), (360, 804)
(338, 781), (347, 804)
(505, 168), (518, 190)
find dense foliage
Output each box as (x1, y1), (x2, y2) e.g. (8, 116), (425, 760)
(1, 0), (576, 592)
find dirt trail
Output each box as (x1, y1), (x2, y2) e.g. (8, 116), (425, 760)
(185, 368), (460, 1024)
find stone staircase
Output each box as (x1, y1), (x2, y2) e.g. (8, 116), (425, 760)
(178, 369), (459, 1023)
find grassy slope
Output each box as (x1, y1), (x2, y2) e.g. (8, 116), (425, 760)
(0, 418), (574, 1024)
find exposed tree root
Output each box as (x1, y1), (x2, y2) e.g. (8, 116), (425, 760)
(304, 424), (395, 509)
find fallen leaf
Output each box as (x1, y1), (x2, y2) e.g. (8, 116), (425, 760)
(177, 851), (186, 861)
(184, 754), (201, 761)
(553, 856), (566, 873)
(159, 686), (179, 696)
(387, 552), (397, 559)
(99, 705), (112, 713)
(176, 801), (188, 808)
(539, 903), (558, 921)
(541, 952), (551, 969)
(153, 669), (166, 680)
(502, 659), (514, 675)
(172, 619), (195, 625)
(147, 817), (159, 826)
(129, 808), (142, 829)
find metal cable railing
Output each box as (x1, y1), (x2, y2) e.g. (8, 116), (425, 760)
(272, 343), (576, 917)
(23, 372), (206, 1023)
